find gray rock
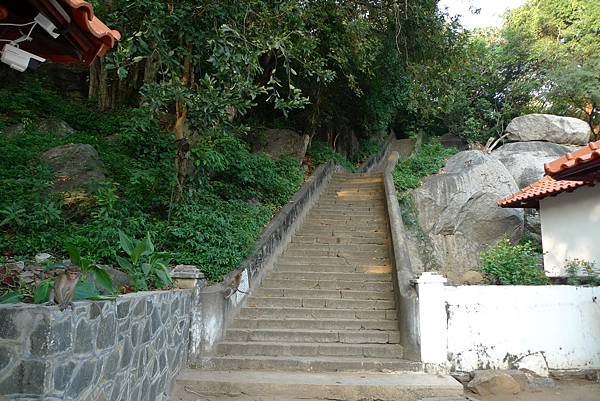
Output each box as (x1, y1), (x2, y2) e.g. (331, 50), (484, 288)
(91, 265), (130, 294)
(253, 128), (310, 163)
(492, 141), (573, 188)
(492, 141), (573, 241)
(412, 151), (523, 275)
(505, 114), (591, 145)
(460, 270), (485, 285)
(40, 143), (106, 193)
(440, 133), (467, 150)
(35, 253), (54, 264)
(467, 370), (521, 395)
(3, 261), (25, 271)
(2, 118), (75, 137)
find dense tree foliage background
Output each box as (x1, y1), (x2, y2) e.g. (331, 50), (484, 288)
(1, 0), (598, 292)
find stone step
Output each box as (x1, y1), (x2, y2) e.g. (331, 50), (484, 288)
(301, 223), (388, 232)
(305, 216), (388, 224)
(282, 250), (389, 260)
(197, 355), (421, 373)
(307, 209), (388, 221)
(295, 228), (390, 237)
(274, 264), (392, 274)
(254, 288), (395, 300)
(291, 235), (390, 245)
(312, 205), (386, 212)
(216, 341), (404, 359)
(225, 328), (400, 344)
(285, 243), (389, 252)
(260, 278), (394, 291)
(175, 370), (462, 401)
(238, 307), (397, 320)
(277, 256), (390, 267)
(245, 296), (395, 310)
(316, 202), (385, 208)
(266, 271), (392, 282)
(230, 318), (399, 331)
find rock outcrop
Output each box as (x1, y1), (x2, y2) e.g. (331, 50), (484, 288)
(492, 141), (573, 188)
(2, 118), (75, 137)
(505, 114), (591, 145)
(492, 141), (573, 243)
(252, 128), (310, 163)
(412, 151), (523, 278)
(40, 144), (106, 193)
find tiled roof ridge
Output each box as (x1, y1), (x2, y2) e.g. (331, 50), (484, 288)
(544, 139), (600, 175)
(62, 0), (121, 56)
(498, 173), (600, 208)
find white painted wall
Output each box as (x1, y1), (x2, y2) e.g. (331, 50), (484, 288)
(417, 279), (600, 375)
(540, 184), (600, 276)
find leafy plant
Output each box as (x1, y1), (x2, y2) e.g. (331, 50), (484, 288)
(480, 238), (548, 285)
(0, 291), (22, 304)
(307, 140), (355, 172)
(64, 244), (113, 292)
(565, 258), (600, 286)
(0, 202), (27, 229)
(393, 141), (457, 192)
(116, 230), (172, 291)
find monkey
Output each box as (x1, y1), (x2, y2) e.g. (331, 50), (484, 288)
(223, 271), (249, 299)
(47, 267), (80, 311)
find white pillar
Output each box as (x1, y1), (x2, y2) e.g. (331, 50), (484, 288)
(417, 272), (448, 365)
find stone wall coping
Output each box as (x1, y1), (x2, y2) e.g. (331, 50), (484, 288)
(0, 288), (193, 311)
(382, 150), (421, 361)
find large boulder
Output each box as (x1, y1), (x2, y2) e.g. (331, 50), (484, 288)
(492, 141), (573, 243)
(412, 151), (523, 277)
(253, 128), (310, 163)
(40, 144), (106, 193)
(505, 114), (591, 145)
(492, 141), (573, 188)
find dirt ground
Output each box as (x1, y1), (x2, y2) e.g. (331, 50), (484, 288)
(470, 379), (600, 401)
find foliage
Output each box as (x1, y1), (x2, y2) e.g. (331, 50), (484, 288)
(393, 141), (457, 192)
(480, 239), (548, 285)
(116, 231), (171, 291)
(307, 140), (355, 172)
(501, 0), (600, 136)
(0, 81), (305, 285)
(565, 258), (600, 286)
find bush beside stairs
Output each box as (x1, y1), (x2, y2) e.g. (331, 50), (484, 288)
(172, 170), (463, 401)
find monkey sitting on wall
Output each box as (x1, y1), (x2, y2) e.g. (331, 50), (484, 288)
(47, 267), (80, 311)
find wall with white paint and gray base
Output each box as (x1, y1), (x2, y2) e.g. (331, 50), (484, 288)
(540, 184), (600, 276)
(417, 273), (600, 375)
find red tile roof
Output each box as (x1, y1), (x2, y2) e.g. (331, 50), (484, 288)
(498, 139), (600, 208)
(60, 0), (121, 63)
(544, 141), (600, 175)
(1, 0), (120, 65)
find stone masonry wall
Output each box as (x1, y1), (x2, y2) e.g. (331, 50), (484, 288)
(0, 289), (193, 401)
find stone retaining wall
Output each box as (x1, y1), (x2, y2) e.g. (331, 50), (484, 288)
(0, 289), (193, 401)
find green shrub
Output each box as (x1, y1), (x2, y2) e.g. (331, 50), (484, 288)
(480, 239), (548, 285)
(307, 139), (355, 172)
(393, 141), (457, 192)
(565, 258), (600, 286)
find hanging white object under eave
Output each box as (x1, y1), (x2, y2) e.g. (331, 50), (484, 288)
(0, 44), (46, 72)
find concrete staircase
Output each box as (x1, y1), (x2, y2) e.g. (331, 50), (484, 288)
(173, 171), (462, 401)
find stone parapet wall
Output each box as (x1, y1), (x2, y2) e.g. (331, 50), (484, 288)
(0, 289), (193, 401)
